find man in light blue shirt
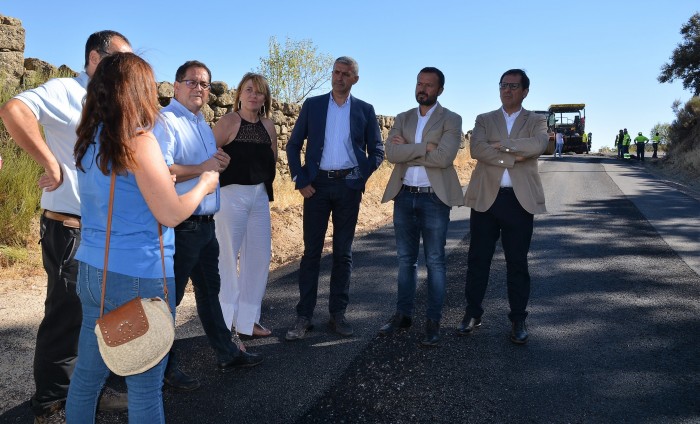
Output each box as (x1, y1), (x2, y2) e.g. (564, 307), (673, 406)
(155, 60), (263, 391)
(285, 56), (384, 340)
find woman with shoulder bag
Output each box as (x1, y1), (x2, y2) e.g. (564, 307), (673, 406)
(65, 52), (219, 423)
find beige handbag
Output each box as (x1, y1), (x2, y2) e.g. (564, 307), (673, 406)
(94, 171), (175, 376)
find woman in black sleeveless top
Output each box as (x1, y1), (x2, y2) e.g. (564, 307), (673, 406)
(213, 73), (277, 348)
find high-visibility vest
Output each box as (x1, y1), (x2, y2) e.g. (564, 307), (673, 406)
(623, 134), (631, 146)
(652, 135), (661, 144)
(634, 135), (649, 144)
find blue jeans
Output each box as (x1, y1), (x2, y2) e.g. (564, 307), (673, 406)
(555, 143), (563, 157)
(393, 190), (451, 322)
(174, 219), (238, 362)
(66, 262), (175, 424)
(296, 174), (362, 319)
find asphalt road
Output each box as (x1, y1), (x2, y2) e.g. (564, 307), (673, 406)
(2, 155), (698, 423)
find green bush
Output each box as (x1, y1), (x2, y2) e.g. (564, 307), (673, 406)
(0, 69), (72, 247)
(0, 138), (43, 246)
(669, 96), (700, 155)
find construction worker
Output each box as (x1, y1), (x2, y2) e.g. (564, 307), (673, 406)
(582, 131), (589, 153)
(617, 129), (624, 158)
(651, 132), (661, 158)
(622, 128), (631, 159)
(634, 132), (649, 161)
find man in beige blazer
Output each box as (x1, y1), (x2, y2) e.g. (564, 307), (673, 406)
(457, 69), (548, 345)
(379, 67), (464, 346)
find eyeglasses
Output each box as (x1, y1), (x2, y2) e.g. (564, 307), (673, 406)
(179, 80), (212, 90)
(499, 82), (521, 90)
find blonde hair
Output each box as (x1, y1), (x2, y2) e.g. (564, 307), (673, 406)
(233, 72), (272, 118)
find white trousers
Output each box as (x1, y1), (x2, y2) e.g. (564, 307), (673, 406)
(215, 183), (271, 335)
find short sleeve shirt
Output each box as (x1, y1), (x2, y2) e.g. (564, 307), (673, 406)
(14, 72), (89, 215)
(153, 98), (220, 215)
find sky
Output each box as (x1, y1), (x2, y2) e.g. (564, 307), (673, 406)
(3, 1), (698, 152)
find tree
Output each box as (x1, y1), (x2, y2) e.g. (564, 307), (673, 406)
(658, 13), (700, 95)
(258, 36), (334, 104)
(650, 122), (670, 139)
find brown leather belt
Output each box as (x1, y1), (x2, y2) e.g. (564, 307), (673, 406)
(44, 210), (81, 229)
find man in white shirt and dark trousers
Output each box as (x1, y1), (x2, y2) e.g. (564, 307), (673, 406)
(0, 30), (132, 423)
(458, 69), (549, 345)
(378, 67), (464, 346)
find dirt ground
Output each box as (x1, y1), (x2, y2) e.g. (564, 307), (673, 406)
(3, 150), (699, 415)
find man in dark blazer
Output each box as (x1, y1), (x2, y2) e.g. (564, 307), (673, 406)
(457, 69), (548, 345)
(378, 67), (463, 346)
(285, 56), (384, 340)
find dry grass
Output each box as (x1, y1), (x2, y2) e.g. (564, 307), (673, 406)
(0, 148), (476, 281)
(0, 216), (42, 286)
(268, 147), (474, 268)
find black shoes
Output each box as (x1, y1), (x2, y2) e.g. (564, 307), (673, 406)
(217, 350), (264, 373)
(456, 314), (482, 336)
(421, 319), (440, 346)
(510, 321), (529, 345)
(33, 402), (64, 424)
(378, 312), (412, 336)
(285, 316), (313, 340)
(164, 365), (201, 392)
(455, 315), (528, 344)
(328, 313), (354, 337)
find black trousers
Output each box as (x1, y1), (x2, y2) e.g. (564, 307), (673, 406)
(172, 219), (238, 363)
(296, 174), (362, 319)
(636, 143), (646, 161)
(465, 189), (534, 322)
(30, 214), (82, 415)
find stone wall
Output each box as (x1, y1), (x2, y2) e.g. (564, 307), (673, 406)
(155, 81), (395, 176)
(0, 15), (25, 87)
(0, 14), (395, 176)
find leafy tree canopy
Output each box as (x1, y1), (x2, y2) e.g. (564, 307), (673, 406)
(258, 36), (334, 104)
(659, 13), (700, 96)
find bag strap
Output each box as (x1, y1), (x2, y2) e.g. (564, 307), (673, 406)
(158, 222), (169, 306)
(99, 171), (117, 319)
(99, 170), (170, 318)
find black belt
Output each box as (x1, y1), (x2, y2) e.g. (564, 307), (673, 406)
(402, 184), (433, 194)
(185, 214), (214, 223)
(320, 168), (354, 179)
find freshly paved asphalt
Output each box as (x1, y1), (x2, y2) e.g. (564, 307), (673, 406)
(2, 154), (698, 423)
